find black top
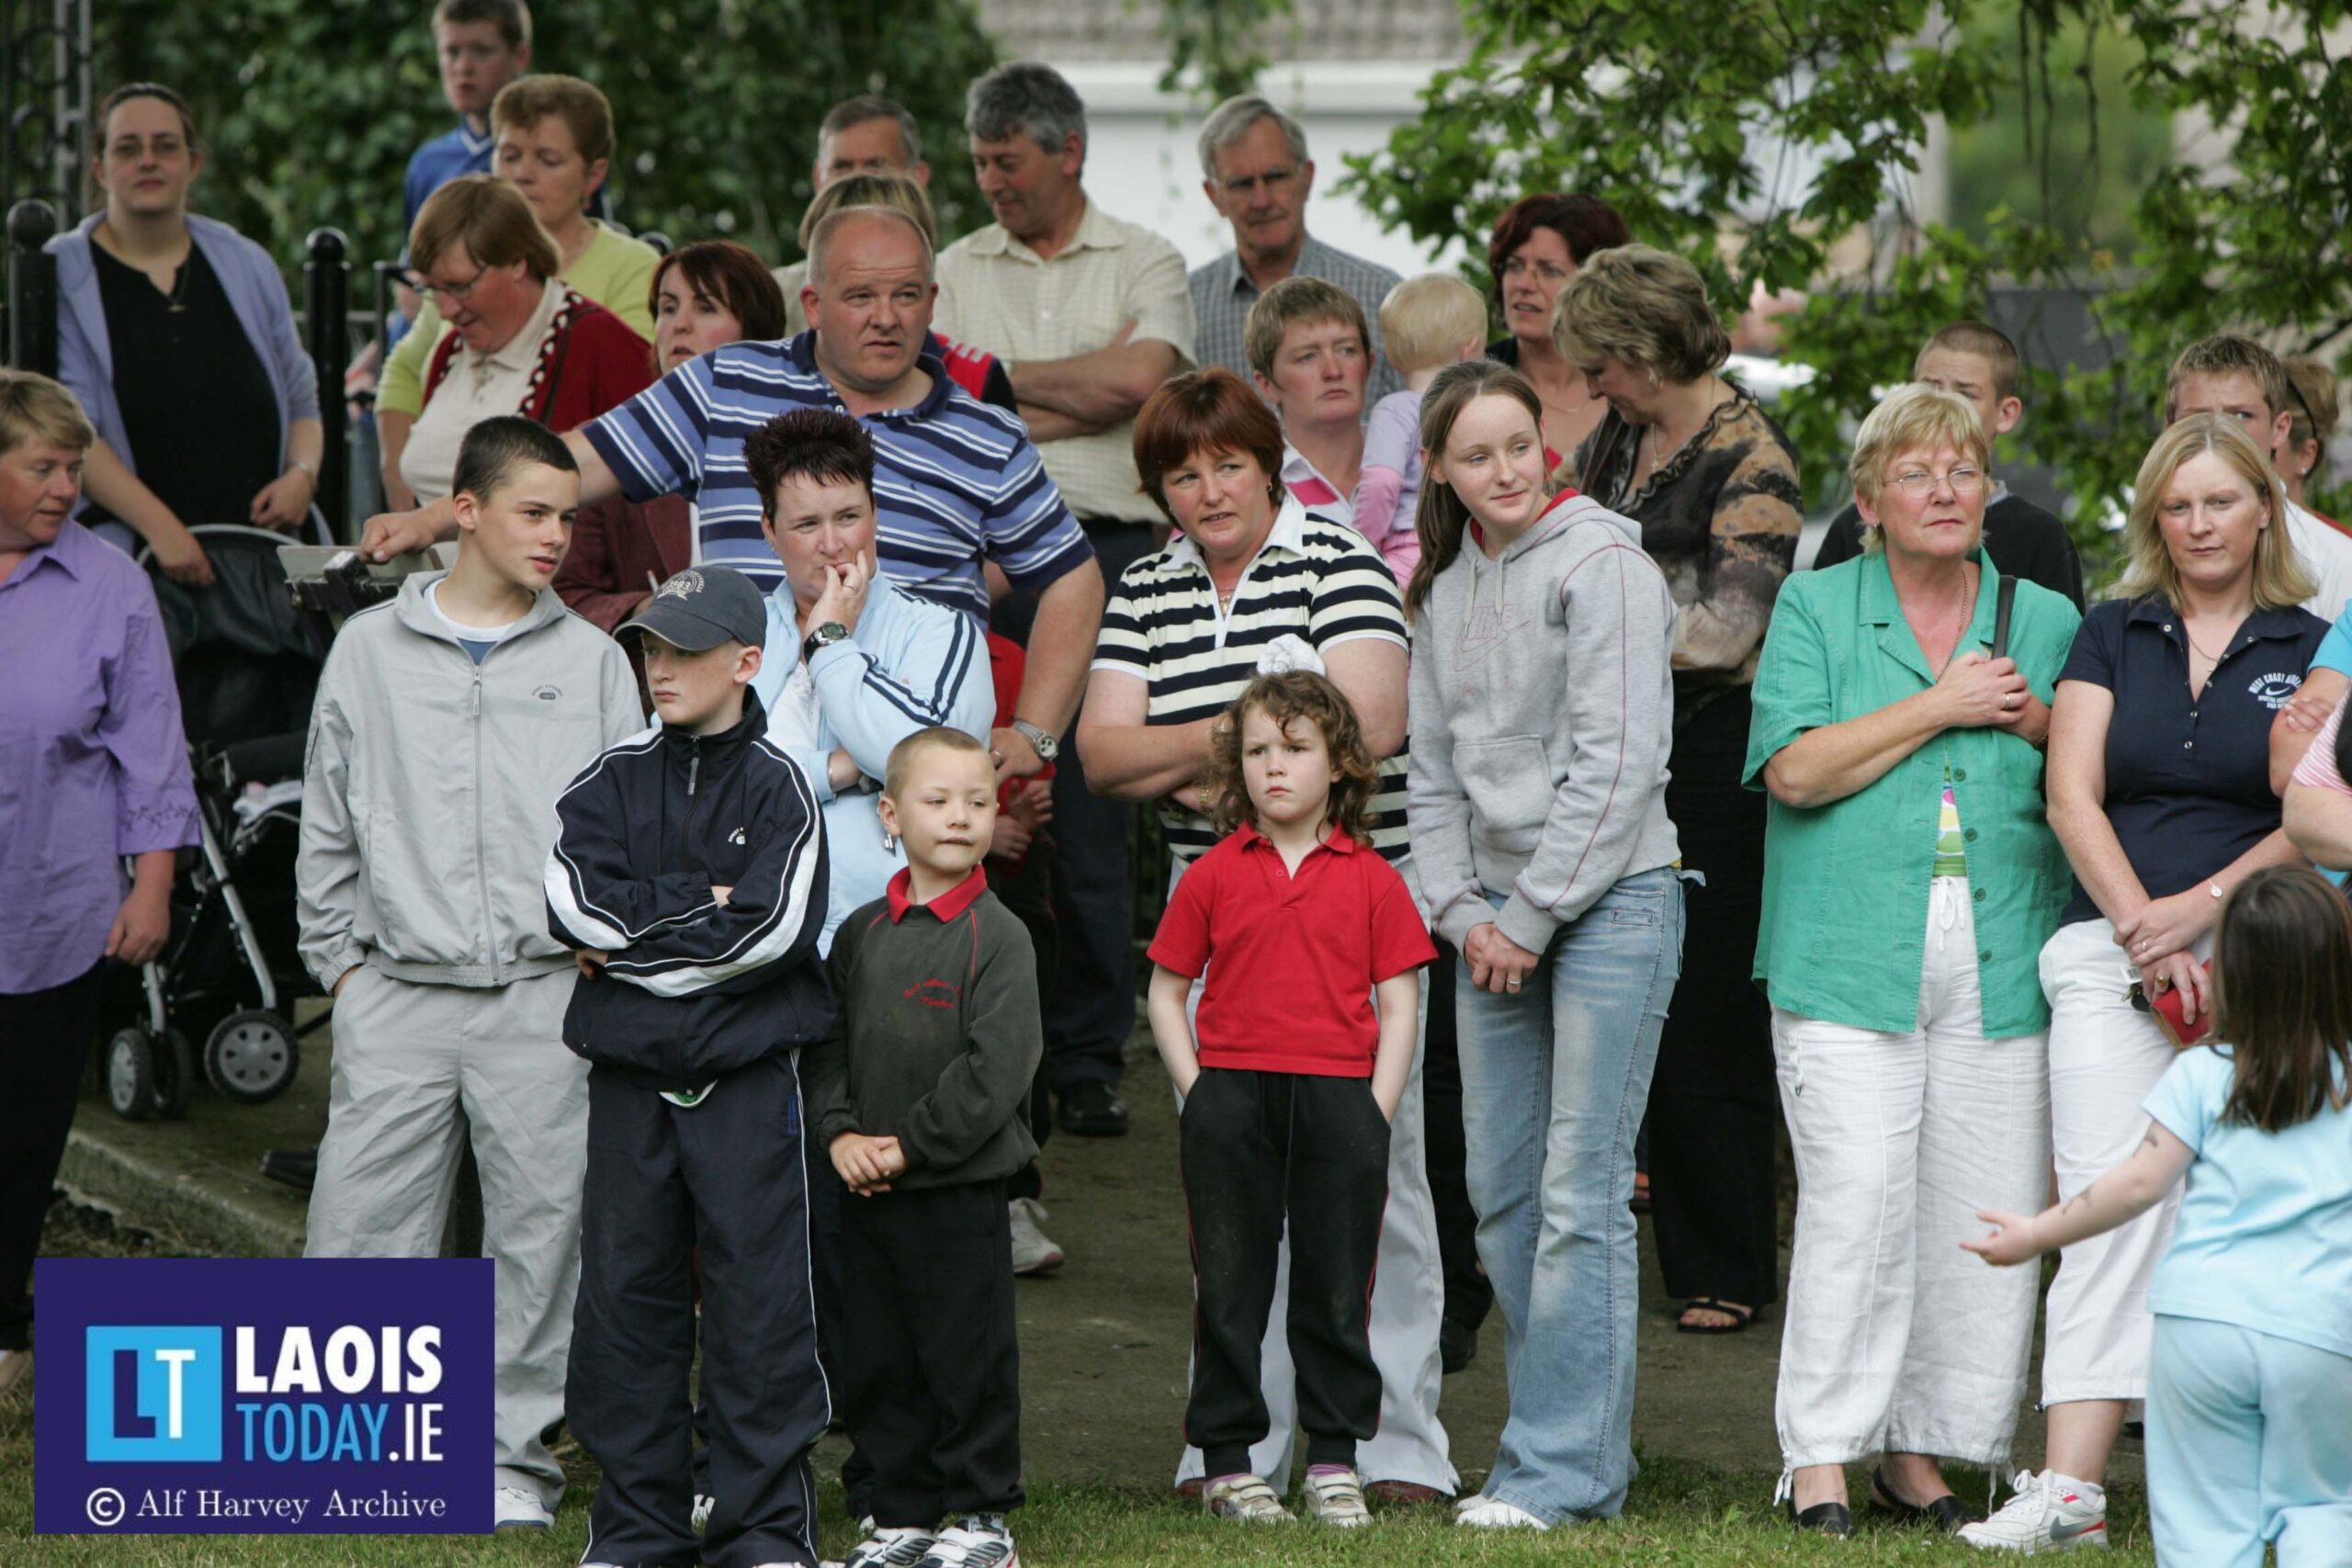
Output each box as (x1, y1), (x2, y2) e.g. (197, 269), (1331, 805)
(92, 239), (281, 528)
(2055, 596), (2328, 925)
(1815, 490), (2086, 609)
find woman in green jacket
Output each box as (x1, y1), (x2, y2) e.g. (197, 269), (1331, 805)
(1744, 385), (2081, 1537)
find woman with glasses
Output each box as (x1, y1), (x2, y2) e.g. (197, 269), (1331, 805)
(1553, 244), (1803, 1342)
(49, 83), (325, 583)
(1747, 385), (2080, 1536)
(392, 175), (651, 507)
(1480, 193), (1629, 468)
(1959, 413), (2326, 1551)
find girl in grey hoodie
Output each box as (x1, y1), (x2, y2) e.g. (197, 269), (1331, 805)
(1404, 362), (1685, 1530)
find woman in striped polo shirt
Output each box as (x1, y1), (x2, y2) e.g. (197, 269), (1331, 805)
(1079, 367), (1456, 1507)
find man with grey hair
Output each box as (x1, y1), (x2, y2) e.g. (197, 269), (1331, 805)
(935, 60), (1196, 1140)
(1190, 94), (1402, 400)
(775, 96), (933, 334)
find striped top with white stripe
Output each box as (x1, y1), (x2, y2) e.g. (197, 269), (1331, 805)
(1091, 499), (1411, 863)
(579, 331), (1091, 616)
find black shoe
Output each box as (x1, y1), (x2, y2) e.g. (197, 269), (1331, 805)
(1868, 1466), (1974, 1532)
(1440, 1317), (1477, 1374)
(260, 1147), (317, 1192)
(1786, 1495), (1856, 1538)
(1057, 1081), (1129, 1136)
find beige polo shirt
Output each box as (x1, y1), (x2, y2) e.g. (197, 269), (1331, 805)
(934, 198), (1195, 525)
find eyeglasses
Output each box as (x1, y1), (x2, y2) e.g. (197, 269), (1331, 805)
(1888, 466), (1985, 497)
(1218, 167), (1298, 197)
(420, 261), (492, 304)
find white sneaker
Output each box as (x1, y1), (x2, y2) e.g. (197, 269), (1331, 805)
(845, 1524), (940, 1567)
(692, 1492), (715, 1532)
(917, 1513), (1020, 1567)
(1007, 1198), (1065, 1275)
(1457, 1495), (1550, 1529)
(1958, 1470), (2109, 1552)
(1204, 1472), (1293, 1522)
(1299, 1465), (1372, 1527)
(492, 1483), (552, 1529)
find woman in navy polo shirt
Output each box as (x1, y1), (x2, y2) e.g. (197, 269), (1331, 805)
(1971, 414), (2328, 1551)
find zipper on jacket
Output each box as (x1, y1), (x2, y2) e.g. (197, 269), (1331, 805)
(470, 663), (501, 986)
(687, 736), (701, 797)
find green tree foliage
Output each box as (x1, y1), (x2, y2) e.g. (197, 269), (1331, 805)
(92, 0), (997, 284)
(1344, 0), (2352, 537)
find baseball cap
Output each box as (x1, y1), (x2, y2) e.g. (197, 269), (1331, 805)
(617, 567), (768, 652)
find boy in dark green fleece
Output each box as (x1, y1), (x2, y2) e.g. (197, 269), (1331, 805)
(802, 725), (1041, 1568)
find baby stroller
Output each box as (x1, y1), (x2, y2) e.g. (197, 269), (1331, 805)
(99, 525), (330, 1120)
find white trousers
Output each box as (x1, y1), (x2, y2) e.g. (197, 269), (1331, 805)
(304, 965), (590, 1507)
(1771, 878), (2050, 1471)
(2038, 917), (2192, 1405)
(1164, 860), (1453, 1493)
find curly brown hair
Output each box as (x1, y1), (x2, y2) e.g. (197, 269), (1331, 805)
(1204, 671), (1382, 844)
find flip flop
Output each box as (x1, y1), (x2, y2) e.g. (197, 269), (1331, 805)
(1676, 1296), (1755, 1335)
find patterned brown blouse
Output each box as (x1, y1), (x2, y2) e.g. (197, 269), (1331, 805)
(1556, 387), (1803, 690)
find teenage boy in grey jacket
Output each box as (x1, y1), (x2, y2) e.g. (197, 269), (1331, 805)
(296, 415), (639, 1533)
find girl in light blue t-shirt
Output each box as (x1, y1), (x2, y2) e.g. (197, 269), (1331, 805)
(1966, 864), (2352, 1568)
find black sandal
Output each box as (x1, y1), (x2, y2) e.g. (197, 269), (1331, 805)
(1868, 1465), (1974, 1533)
(1786, 1495), (1856, 1538)
(1676, 1296), (1755, 1335)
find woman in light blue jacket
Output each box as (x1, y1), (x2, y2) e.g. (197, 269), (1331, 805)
(743, 409), (992, 951)
(49, 83), (323, 584)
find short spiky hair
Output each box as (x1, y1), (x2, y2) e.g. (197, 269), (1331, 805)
(883, 725), (989, 798)
(1204, 672), (1382, 844)
(433, 0), (529, 50)
(1918, 320), (2022, 402)
(2166, 333), (2293, 424)
(820, 95), (922, 165)
(451, 414), (575, 504)
(744, 408), (876, 516)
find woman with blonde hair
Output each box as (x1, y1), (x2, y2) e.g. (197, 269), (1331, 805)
(1553, 243), (1804, 1339)
(1746, 384), (2080, 1535)
(1962, 413), (2327, 1551)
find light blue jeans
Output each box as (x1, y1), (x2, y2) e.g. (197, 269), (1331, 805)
(1454, 868), (1685, 1524)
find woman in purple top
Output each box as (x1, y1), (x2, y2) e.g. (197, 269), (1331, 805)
(0, 371), (198, 1395)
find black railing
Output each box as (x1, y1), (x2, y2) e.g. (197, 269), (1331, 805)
(301, 228), (350, 541)
(6, 197), (58, 376)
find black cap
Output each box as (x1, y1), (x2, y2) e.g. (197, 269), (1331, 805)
(617, 567), (768, 652)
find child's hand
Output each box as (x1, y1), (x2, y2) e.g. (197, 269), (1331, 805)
(1961, 1210), (2041, 1268)
(831, 1133), (900, 1194)
(575, 949), (611, 978)
(710, 886), (733, 907)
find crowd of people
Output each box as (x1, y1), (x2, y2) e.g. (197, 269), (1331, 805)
(3, 2), (2350, 1566)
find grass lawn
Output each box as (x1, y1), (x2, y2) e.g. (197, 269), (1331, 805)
(4, 1201), (2164, 1564)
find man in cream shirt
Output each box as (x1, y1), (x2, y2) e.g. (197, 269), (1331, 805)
(934, 60), (1196, 1139)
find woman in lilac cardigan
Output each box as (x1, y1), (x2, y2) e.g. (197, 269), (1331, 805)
(49, 84), (323, 584)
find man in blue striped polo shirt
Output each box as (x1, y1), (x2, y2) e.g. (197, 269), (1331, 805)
(361, 203), (1104, 785)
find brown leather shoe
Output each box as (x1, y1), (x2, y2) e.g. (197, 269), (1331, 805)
(1174, 1476), (1205, 1501)
(1365, 1480), (1448, 1506)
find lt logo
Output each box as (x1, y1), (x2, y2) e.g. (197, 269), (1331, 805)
(85, 1327), (222, 1461)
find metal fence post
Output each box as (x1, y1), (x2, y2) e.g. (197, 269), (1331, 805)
(304, 227), (350, 541)
(6, 197), (58, 375)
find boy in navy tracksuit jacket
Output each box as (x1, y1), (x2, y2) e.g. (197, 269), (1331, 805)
(545, 566), (831, 1568)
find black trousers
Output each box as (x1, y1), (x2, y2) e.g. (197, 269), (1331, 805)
(0, 964), (103, 1352)
(1001, 519), (1160, 1092)
(570, 1056), (830, 1568)
(840, 1179), (1023, 1527)
(1180, 1067), (1390, 1479)
(1419, 941), (1493, 1335)
(1646, 689), (1781, 1308)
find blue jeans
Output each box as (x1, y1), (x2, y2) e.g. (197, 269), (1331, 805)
(1455, 868), (1685, 1523)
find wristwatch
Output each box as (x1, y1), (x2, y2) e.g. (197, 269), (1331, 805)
(801, 621), (851, 664)
(1011, 717), (1060, 761)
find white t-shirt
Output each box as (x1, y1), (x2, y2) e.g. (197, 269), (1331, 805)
(2285, 501), (2352, 624)
(426, 581), (526, 661)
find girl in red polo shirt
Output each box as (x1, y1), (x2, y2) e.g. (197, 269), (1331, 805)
(1145, 671), (1436, 1529)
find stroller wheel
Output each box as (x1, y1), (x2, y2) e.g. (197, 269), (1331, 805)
(155, 1030), (198, 1121)
(205, 1010), (299, 1104)
(105, 1027), (160, 1121)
